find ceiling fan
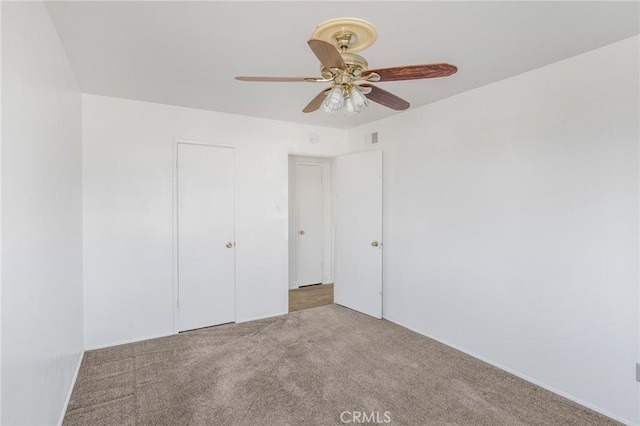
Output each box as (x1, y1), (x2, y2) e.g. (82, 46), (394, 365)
(235, 18), (458, 115)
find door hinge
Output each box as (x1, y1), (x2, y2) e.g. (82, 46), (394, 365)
(636, 362), (640, 382)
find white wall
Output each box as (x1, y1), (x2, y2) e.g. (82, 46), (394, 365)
(349, 36), (640, 424)
(288, 155), (334, 289)
(1, 2), (84, 425)
(82, 94), (347, 349)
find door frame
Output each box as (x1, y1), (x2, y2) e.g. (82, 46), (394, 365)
(286, 152), (336, 292)
(287, 153), (336, 301)
(172, 139), (238, 333)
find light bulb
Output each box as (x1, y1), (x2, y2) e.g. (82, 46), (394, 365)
(350, 86), (369, 112)
(322, 86), (343, 113)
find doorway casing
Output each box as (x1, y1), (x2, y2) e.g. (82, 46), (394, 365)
(288, 154), (335, 290)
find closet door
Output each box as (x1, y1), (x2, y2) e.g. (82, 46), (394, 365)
(177, 143), (235, 331)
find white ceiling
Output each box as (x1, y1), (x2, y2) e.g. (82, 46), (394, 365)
(46, 1), (639, 129)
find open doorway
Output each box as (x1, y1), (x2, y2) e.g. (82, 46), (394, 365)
(288, 155), (335, 312)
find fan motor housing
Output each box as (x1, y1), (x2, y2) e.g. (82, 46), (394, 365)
(341, 52), (368, 70)
(321, 52), (368, 78)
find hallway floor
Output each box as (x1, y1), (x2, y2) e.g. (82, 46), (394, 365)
(288, 283), (333, 312)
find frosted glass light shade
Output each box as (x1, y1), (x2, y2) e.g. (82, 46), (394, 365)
(320, 85), (369, 115)
(350, 86), (369, 112)
(343, 96), (356, 115)
(322, 86), (343, 113)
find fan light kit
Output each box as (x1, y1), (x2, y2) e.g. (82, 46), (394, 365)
(236, 18), (458, 116)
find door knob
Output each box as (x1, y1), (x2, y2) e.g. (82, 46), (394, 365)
(371, 241), (379, 247)
(226, 242), (233, 248)
(299, 230), (305, 235)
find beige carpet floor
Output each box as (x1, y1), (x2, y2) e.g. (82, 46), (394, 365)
(64, 304), (619, 426)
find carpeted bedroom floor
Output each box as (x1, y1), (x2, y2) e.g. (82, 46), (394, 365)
(63, 304), (619, 426)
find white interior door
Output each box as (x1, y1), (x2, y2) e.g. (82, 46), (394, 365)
(177, 143), (235, 331)
(296, 163), (324, 286)
(335, 150), (382, 318)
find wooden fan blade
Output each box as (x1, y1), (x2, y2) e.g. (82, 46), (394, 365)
(303, 89), (330, 113)
(360, 84), (410, 111)
(235, 76), (323, 82)
(362, 63), (457, 81)
(307, 39), (346, 71)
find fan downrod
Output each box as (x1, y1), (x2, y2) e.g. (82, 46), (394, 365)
(334, 31), (356, 52)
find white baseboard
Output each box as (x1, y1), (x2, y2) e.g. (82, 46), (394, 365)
(57, 350), (84, 426)
(383, 316), (637, 426)
(85, 331), (176, 351)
